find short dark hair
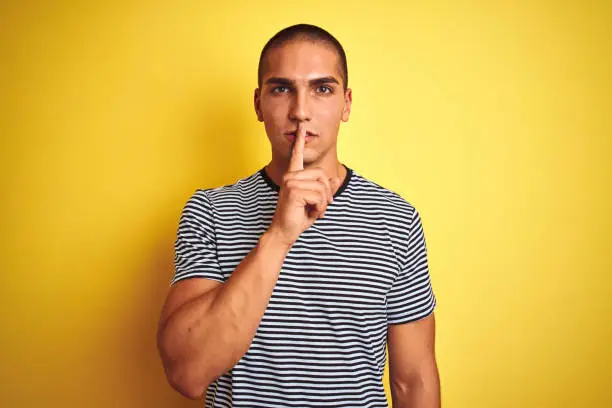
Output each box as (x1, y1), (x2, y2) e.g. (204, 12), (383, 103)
(257, 24), (348, 90)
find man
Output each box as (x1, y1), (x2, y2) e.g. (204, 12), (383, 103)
(157, 24), (440, 407)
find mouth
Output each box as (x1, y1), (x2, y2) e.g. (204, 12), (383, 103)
(285, 130), (318, 143)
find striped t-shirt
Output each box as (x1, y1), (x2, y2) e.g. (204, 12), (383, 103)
(172, 164), (437, 407)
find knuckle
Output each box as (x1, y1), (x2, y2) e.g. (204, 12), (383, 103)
(316, 185), (326, 197)
(320, 175), (331, 188)
(319, 191), (327, 205)
(323, 184), (331, 197)
(323, 179), (331, 192)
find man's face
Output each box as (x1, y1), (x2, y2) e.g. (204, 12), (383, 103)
(254, 40), (352, 166)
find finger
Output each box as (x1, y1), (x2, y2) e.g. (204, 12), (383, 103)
(288, 122), (306, 172)
(301, 189), (328, 219)
(285, 179), (330, 209)
(284, 175), (333, 204)
(285, 179), (325, 192)
(285, 168), (333, 203)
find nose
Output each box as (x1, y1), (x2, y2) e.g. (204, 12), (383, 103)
(288, 88), (311, 122)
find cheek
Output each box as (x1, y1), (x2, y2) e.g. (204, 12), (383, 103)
(261, 99), (286, 123)
(316, 101), (344, 126)
(261, 100), (286, 136)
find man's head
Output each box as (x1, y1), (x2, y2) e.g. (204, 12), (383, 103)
(254, 24), (352, 167)
(257, 24), (348, 91)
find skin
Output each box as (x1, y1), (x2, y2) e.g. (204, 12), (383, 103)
(254, 40), (352, 190)
(388, 314), (441, 408)
(158, 38), (440, 407)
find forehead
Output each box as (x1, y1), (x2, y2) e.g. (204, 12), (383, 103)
(262, 40), (343, 82)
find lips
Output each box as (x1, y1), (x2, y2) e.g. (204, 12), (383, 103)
(285, 133), (316, 143)
(285, 130), (317, 137)
(285, 130), (317, 143)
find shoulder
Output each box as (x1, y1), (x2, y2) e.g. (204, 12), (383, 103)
(186, 170), (264, 207)
(349, 169), (419, 221)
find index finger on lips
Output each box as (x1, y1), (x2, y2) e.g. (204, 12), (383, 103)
(288, 122), (306, 173)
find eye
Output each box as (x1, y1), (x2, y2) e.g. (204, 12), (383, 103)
(316, 85), (333, 94)
(272, 86), (290, 94)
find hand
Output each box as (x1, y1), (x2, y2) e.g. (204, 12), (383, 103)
(268, 123), (340, 247)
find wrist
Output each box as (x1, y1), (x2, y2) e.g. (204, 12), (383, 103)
(261, 227), (294, 253)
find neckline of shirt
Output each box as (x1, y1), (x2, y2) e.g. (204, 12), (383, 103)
(258, 163), (353, 199)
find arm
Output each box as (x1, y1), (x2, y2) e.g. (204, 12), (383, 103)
(387, 313), (441, 408)
(158, 125), (336, 399)
(157, 228), (291, 399)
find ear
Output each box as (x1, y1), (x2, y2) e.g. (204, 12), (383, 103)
(254, 88), (264, 122)
(341, 88), (352, 122)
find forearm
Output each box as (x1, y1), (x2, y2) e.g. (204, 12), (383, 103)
(158, 228), (291, 398)
(391, 367), (441, 408)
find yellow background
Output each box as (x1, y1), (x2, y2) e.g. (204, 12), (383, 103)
(2, 1), (610, 407)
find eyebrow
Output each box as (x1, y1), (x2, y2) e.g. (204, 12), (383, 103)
(264, 76), (340, 87)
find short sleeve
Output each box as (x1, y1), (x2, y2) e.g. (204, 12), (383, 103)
(171, 190), (224, 285)
(386, 208), (437, 324)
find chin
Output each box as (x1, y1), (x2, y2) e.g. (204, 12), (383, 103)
(303, 154), (322, 166)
